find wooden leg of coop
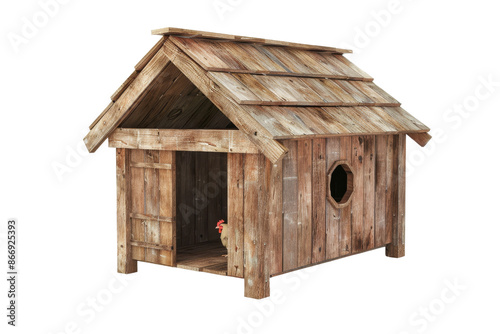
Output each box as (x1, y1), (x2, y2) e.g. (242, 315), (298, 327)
(243, 154), (270, 299)
(116, 148), (138, 273)
(386, 135), (405, 258)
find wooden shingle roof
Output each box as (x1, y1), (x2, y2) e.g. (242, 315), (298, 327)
(84, 27), (430, 163)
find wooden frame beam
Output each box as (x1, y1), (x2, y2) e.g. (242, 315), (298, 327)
(109, 128), (260, 154)
(386, 134), (406, 258)
(116, 148), (137, 274)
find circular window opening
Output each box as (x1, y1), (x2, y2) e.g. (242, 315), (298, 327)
(328, 161), (354, 208)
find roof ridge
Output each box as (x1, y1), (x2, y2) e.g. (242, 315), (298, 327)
(152, 27), (352, 54)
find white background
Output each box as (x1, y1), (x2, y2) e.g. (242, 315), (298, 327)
(1, 0), (499, 333)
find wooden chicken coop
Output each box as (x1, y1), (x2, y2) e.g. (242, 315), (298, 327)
(84, 27), (431, 299)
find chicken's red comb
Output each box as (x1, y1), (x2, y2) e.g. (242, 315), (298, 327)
(216, 219), (225, 233)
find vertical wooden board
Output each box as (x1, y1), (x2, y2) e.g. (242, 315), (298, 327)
(351, 136), (364, 253)
(116, 148), (137, 273)
(130, 149), (145, 261)
(339, 137), (352, 256)
(375, 136), (388, 248)
(325, 137), (340, 259)
(176, 151), (196, 247)
(312, 138), (326, 263)
(385, 135), (397, 245)
(159, 150), (175, 266)
(244, 154), (270, 298)
(268, 157), (283, 275)
(386, 134), (406, 257)
(207, 153), (223, 242)
(195, 152), (209, 243)
(297, 140), (313, 267)
(227, 154), (244, 278)
(282, 140), (298, 271)
(363, 136), (375, 251)
(144, 150), (160, 263)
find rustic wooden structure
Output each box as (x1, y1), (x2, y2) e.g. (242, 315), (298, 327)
(84, 27), (431, 299)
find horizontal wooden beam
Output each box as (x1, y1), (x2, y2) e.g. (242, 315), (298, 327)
(129, 212), (174, 223)
(130, 161), (172, 170)
(130, 240), (174, 251)
(408, 132), (432, 147)
(109, 128), (260, 154)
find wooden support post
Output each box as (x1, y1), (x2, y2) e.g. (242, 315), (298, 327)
(116, 148), (138, 273)
(386, 134), (406, 258)
(243, 154), (270, 299)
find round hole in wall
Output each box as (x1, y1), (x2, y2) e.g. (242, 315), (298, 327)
(328, 161), (354, 209)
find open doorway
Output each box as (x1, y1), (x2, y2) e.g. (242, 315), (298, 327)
(175, 151), (228, 275)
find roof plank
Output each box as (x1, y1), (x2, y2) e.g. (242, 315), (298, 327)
(152, 27), (352, 53)
(84, 50), (171, 153)
(163, 38), (288, 163)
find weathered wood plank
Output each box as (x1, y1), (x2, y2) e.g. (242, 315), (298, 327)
(111, 70), (139, 102)
(374, 136), (388, 248)
(135, 36), (168, 71)
(325, 137), (341, 259)
(163, 39), (288, 164)
(351, 136), (364, 253)
(154, 27), (351, 53)
(129, 149), (145, 261)
(109, 128), (259, 154)
(129, 212), (173, 222)
(312, 138), (326, 263)
(130, 161), (172, 170)
(385, 135), (396, 245)
(408, 132), (432, 147)
(297, 140), (313, 267)
(159, 150), (176, 266)
(363, 136), (375, 250)
(144, 150), (160, 264)
(130, 240), (173, 251)
(227, 153), (245, 278)
(268, 157), (283, 276)
(386, 134), (406, 257)
(282, 140), (298, 271)
(84, 51), (171, 153)
(244, 154), (270, 299)
(116, 148), (137, 273)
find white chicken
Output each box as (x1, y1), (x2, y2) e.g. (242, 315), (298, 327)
(216, 219), (228, 256)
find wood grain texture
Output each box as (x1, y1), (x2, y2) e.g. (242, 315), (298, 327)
(362, 136), (375, 250)
(297, 140), (313, 267)
(351, 136), (364, 253)
(282, 140), (299, 271)
(116, 148), (137, 273)
(268, 158), (283, 276)
(312, 138), (326, 263)
(153, 28), (351, 53)
(386, 134), (406, 258)
(130, 149), (145, 261)
(374, 136), (388, 248)
(144, 150), (160, 264)
(408, 132), (432, 147)
(159, 150), (176, 266)
(243, 154), (270, 299)
(109, 128), (259, 154)
(227, 154), (245, 278)
(163, 38), (288, 164)
(84, 50), (170, 153)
